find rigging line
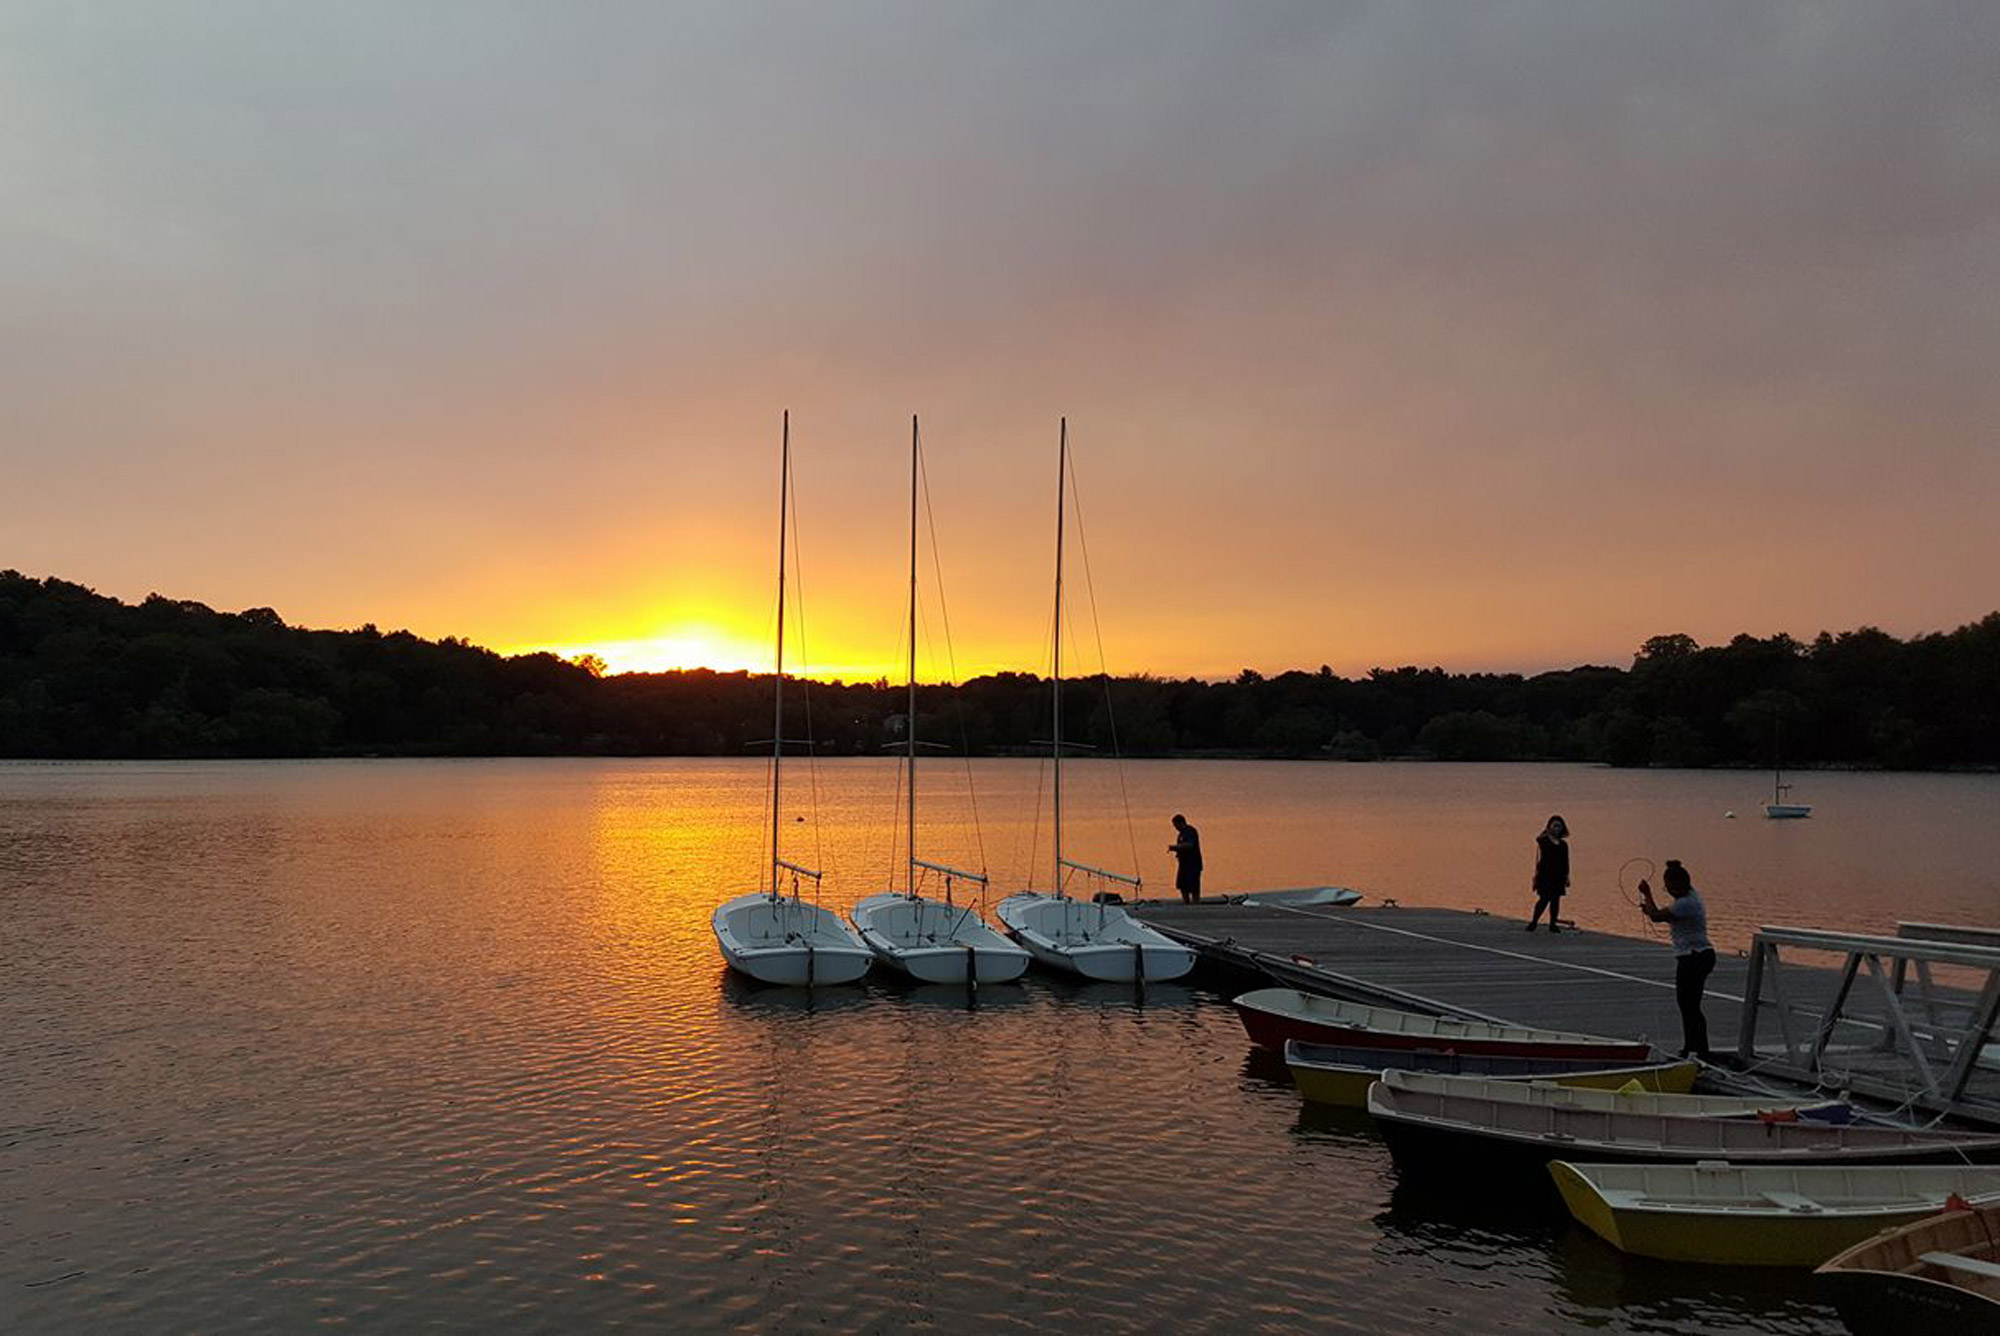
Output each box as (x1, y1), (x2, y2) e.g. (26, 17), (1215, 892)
(874, 596), (914, 893)
(912, 600), (954, 880)
(1025, 752), (1048, 896)
(762, 446), (788, 899)
(787, 464), (826, 899)
(1022, 588), (1060, 896)
(1057, 579), (1087, 893)
(1064, 445), (1144, 887)
(872, 754), (900, 897)
(878, 752), (907, 894)
(917, 443), (989, 881)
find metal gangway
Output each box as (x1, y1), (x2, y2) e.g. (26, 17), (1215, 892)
(1737, 921), (2000, 1123)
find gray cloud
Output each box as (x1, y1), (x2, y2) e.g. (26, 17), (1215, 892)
(3, 2), (1995, 671)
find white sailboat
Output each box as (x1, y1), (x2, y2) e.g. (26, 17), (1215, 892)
(712, 412), (873, 987)
(851, 418), (1031, 985)
(996, 420), (1197, 983)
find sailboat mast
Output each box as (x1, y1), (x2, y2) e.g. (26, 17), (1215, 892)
(907, 415), (919, 899)
(770, 411), (789, 901)
(1053, 418), (1065, 897)
(1773, 715), (1783, 803)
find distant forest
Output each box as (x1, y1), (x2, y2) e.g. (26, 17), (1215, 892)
(2, 571), (1996, 768)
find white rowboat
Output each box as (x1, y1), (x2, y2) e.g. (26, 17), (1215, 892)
(1380, 1070), (1853, 1121)
(1366, 1068), (2000, 1172)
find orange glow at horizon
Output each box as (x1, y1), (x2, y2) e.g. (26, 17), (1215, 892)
(534, 625), (1032, 683)
(546, 627), (771, 675)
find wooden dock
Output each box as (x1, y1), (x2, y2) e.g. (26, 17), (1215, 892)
(1138, 901), (1752, 1049)
(1133, 900), (2000, 1124)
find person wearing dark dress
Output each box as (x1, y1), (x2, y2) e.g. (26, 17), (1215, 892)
(1168, 813), (1203, 904)
(1640, 859), (1716, 1061)
(1527, 815), (1569, 933)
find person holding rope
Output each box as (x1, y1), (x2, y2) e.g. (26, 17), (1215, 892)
(1168, 813), (1203, 904)
(1526, 815), (1569, 933)
(1639, 859), (1716, 1062)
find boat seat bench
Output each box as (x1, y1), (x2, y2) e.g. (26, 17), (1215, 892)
(1758, 1190), (1825, 1212)
(1920, 1251), (2000, 1280)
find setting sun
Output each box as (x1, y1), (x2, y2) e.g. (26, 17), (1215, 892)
(548, 626), (772, 675)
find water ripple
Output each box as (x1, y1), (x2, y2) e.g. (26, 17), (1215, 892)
(0, 759), (1892, 1333)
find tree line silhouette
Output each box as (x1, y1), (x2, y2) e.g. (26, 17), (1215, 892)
(2, 570), (1995, 767)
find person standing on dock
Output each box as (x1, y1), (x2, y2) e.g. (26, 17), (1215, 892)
(1168, 813), (1203, 903)
(1526, 815), (1569, 933)
(1639, 860), (1716, 1061)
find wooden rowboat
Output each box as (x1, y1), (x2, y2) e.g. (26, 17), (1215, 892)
(1816, 1201), (2000, 1333)
(1550, 1161), (2000, 1267)
(1234, 988), (1652, 1061)
(1365, 1069), (2000, 1178)
(1285, 1041), (1698, 1108)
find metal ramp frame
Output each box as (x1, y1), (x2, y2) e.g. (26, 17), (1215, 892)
(1738, 922), (2000, 1123)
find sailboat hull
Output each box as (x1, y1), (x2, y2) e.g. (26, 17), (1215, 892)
(851, 893), (1031, 983)
(1765, 804), (1814, 819)
(994, 893), (1196, 982)
(713, 893), (873, 986)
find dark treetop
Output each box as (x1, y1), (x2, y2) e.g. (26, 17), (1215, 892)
(1, 571), (1995, 766)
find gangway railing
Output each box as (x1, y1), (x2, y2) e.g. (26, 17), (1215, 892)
(1892, 922), (2000, 1034)
(1739, 924), (2000, 1122)
(1898, 922), (2000, 948)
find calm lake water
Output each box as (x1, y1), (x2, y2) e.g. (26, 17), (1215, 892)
(4, 759), (1996, 1333)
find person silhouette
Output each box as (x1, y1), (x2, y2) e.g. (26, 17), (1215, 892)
(1168, 814), (1203, 904)
(1527, 815), (1569, 933)
(1639, 860), (1716, 1061)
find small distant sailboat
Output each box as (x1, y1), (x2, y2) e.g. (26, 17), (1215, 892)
(995, 420), (1196, 984)
(851, 418), (1030, 985)
(712, 413), (873, 987)
(1766, 717), (1813, 819)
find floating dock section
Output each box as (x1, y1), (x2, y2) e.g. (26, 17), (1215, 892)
(1134, 901), (2000, 1126)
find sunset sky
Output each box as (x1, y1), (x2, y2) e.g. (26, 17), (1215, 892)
(5, 4), (1996, 680)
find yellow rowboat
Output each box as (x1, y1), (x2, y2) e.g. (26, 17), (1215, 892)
(1284, 1041), (1697, 1109)
(1551, 1162), (2000, 1267)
